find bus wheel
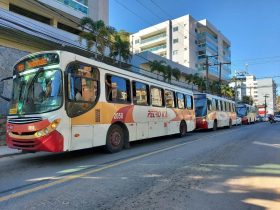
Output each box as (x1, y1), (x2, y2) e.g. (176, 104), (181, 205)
(179, 121), (187, 137)
(106, 124), (124, 153)
(212, 120), (218, 131)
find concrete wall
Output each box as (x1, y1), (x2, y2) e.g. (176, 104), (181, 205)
(0, 46), (29, 115)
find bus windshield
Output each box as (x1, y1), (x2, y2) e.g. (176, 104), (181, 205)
(194, 95), (207, 117)
(236, 106), (247, 117)
(9, 69), (62, 115)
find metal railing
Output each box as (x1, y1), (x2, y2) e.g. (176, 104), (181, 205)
(55, 0), (88, 15)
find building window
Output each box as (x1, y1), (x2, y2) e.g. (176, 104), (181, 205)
(184, 36), (188, 39)
(173, 26), (178, 32)
(135, 39), (139, 44)
(132, 81), (149, 106)
(151, 87), (164, 107)
(106, 75), (131, 103)
(58, 22), (81, 35)
(184, 47), (188, 50)
(173, 38), (179, 44)
(173, 50), (178, 55)
(9, 4), (51, 25)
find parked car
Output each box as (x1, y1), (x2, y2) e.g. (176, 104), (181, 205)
(256, 115), (264, 122)
(274, 115), (280, 122)
(235, 116), (242, 125)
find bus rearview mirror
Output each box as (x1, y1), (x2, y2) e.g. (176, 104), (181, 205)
(0, 77), (13, 101)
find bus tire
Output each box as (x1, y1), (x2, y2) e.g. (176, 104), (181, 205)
(179, 121), (187, 137)
(212, 120), (218, 131)
(105, 124), (124, 153)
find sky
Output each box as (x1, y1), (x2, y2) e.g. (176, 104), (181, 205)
(109, 0), (280, 87)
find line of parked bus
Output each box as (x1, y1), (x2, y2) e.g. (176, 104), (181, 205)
(0, 51), (257, 154)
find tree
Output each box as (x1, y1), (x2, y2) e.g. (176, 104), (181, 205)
(110, 30), (131, 63)
(79, 18), (115, 57)
(149, 60), (166, 75)
(172, 68), (181, 81)
(242, 96), (253, 105)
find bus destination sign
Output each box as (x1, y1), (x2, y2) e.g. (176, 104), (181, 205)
(14, 53), (60, 73)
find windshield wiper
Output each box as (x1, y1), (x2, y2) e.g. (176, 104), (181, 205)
(20, 68), (44, 114)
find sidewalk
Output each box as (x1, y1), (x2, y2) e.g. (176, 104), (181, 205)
(0, 146), (22, 157)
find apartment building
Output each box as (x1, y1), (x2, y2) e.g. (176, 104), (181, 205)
(229, 72), (257, 103)
(0, 0), (108, 114)
(256, 78), (277, 115)
(229, 72), (277, 114)
(130, 14), (231, 81)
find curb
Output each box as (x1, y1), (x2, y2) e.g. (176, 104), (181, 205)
(0, 151), (24, 158)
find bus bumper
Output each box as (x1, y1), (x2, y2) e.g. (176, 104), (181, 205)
(196, 118), (208, 129)
(6, 130), (64, 153)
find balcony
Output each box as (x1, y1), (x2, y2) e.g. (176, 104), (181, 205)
(197, 32), (218, 43)
(55, 0), (88, 15)
(141, 44), (167, 53)
(141, 33), (166, 45)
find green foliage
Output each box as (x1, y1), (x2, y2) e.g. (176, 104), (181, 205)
(79, 18), (131, 63)
(242, 95), (253, 105)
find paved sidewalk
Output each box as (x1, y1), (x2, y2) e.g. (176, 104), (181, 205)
(0, 146), (22, 157)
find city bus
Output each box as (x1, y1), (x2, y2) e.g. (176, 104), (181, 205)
(236, 103), (257, 124)
(3, 51), (196, 153)
(194, 93), (237, 130)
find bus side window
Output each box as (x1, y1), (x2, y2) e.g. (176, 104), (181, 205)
(165, 90), (175, 108)
(216, 99), (219, 111)
(207, 99), (212, 111)
(106, 75), (131, 103)
(176, 93), (185, 109)
(212, 99), (216, 111)
(66, 62), (99, 118)
(185, 94), (193, 110)
(151, 87), (164, 107)
(132, 81), (149, 106)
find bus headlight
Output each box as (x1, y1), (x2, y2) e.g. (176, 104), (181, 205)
(35, 119), (61, 138)
(51, 119), (61, 129)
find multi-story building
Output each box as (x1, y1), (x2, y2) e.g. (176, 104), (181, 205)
(256, 78), (277, 115)
(0, 0), (108, 114)
(229, 72), (277, 114)
(130, 14), (231, 81)
(229, 72), (258, 104)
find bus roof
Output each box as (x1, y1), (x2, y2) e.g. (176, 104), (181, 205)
(14, 50), (194, 95)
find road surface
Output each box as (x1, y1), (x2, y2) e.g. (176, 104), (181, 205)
(0, 122), (279, 210)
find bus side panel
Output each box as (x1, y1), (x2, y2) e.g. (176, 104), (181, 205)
(71, 125), (93, 150)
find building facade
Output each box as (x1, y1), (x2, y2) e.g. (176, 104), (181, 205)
(256, 78), (277, 115)
(130, 14), (231, 81)
(0, 0), (108, 114)
(229, 72), (277, 115)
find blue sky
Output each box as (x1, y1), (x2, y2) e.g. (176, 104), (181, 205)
(109, 0), (280, 87)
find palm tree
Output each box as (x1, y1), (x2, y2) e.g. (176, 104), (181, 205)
(172, 68), (181, 81)
(149, 60), (166, 75)
(221, 84), (235, 99)
(184, 74), (194, 84)
(110, 31), (131, 64)
(79, 17), (115, 58)
(164, 65), (173, 83)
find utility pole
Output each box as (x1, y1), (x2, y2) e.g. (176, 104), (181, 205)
(264, 94), (269, 117)
(215, 61), (231, 96)
(205, 54), (218, 93)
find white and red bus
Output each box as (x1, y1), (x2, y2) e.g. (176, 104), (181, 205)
(4, 51), (196, 153)
(194, 93), (237, 130)
(236, 103), (257, 124)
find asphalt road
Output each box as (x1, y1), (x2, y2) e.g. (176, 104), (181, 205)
(0, 122), (279, 210)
